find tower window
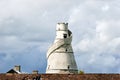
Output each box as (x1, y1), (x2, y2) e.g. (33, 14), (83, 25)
(48, 65), (50, 69)
(63, 34), (67, 38)
(68, 65), (70, 69)
(66, 49), (67, 52)
(58, 28), (60, 31)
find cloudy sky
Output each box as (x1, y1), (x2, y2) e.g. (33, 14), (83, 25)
(0, 0), (120, 73)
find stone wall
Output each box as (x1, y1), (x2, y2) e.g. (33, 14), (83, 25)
(0, 74), (120, 80)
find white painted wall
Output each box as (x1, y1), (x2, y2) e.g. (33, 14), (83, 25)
(46, 23), (78, 74)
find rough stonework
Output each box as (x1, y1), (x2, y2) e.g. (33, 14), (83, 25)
(0, 74), (120, 80)
(46, 23), (78, 74)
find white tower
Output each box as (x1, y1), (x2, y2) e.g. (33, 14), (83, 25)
(46, 23), (78, 74)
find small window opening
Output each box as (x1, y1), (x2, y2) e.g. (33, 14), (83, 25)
(48, 65), (50, 69)
(58, 28), (60, 31)
(68, 65), (70, 69)
(66, 49), (67, 52)
(63, 34), (67, 38)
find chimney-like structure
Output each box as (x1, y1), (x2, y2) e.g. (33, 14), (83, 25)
(46, 23), (78, 74)
(32, 70), (38, 74)
(14, 65), (21, 72)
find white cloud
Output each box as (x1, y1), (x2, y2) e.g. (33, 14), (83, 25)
(78, 39), (90, 51)
(102, 4), (110, 11)
(68, 0), (120, 73)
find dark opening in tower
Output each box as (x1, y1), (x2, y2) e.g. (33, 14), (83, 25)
(63, 34), (67, 38)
